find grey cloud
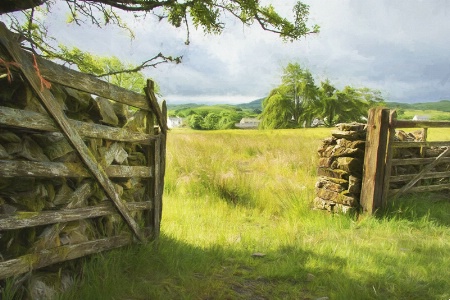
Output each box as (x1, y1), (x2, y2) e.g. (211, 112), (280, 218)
(13, 0), (450, 104)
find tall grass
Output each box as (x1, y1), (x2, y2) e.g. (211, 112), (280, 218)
(56, 128), (450, 300)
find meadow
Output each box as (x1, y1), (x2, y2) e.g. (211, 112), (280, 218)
(56, 128), (450, 300)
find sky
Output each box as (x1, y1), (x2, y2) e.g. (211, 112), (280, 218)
(11, 0), (450, 104)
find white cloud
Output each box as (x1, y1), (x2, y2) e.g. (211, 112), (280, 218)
(11, 0), (450, 104)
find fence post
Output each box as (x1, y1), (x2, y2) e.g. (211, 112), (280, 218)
(360, 108), (390, 214)
(381, 110), (397, 208)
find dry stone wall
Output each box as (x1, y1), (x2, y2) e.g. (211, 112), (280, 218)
(314, 123), (366, 213)
(314, 124), (449, 214)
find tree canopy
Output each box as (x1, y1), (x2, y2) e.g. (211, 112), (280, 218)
(260, 63), (385, 129)
(1, 0), (319, 78)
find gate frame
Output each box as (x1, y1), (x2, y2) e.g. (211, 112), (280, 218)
(360, 108), (450, 214)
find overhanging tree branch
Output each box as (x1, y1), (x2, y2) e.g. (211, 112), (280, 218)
(0, 0), (319, 79)
(95, 53), (181, 78)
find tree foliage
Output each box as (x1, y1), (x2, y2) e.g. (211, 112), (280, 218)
(56, 46), (161, 94)
(1, 0), (319, 78)
(260, 63), (319, 129)
(260, 63), (385, 129)
(259, 87), (294, 129)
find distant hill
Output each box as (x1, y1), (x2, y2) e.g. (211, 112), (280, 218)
(235, 98), (264, 110)
(166, 103), (203, 111)
(167, 99), (449, 118)
(386, 100), (450, 112)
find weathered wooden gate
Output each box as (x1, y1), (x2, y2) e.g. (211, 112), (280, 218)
(0, 22), (167, 279)
(360, 108), (450, 214)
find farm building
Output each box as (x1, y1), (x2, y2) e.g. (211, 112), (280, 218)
(235, 117), (261, 129)
(168, 116), (183, 128)
(412, 115), (430, 121)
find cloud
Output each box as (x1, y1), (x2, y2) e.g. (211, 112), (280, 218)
(17, 0), (450, 104)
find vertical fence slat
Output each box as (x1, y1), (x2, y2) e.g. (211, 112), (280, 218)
(381, 110), (397, 207)
(153, 135), (162, 238)
(360, 108), (390, 214)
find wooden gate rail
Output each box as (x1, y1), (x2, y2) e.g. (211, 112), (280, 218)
(0, 106), (157, 144)
(0, 235), (132, 280)
(0, 22), (167, 279)
(0, 202), (152, 230)
(360, 108), (450, 214)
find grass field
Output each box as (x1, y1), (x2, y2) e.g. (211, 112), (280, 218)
(54, 128), (450, 299)
(397, 109), (450, 121)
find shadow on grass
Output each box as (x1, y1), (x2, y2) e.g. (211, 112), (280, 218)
(379, 191), (450, 226)
(56, 234), (342, 299)
(56, 231), (450, 300)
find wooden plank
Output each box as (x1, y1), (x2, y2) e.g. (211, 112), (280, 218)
(160, 100), (167, 189)
(0, 106), (155, 145)
(360, 108), (390, 214)
(145, 111), (156, 236)
(145, 80), (168, 133)
(391, 157), (450, 166)
(420, 128), (428, 157)
(0, 202), (152, 230)
(0, 235), (132, 280)
(392, 147), (450, 199)
(29, 53), (150, 111)
(390, 171), (450, 183)
(392, 141), (450, 148)
(389, 183), (450, 195)
(381, 110), (397, 207)
(0, 23), (145, 241)
(152, 135), (162, 238)
(151, 101), (167, 238)
(392, 120), (450, 128)
(0, 160), (152, 178)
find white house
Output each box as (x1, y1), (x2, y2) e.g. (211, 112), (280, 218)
(167, 117), (183, 128)
(412, 115), (430, 121)
(235, 118), (261, 129)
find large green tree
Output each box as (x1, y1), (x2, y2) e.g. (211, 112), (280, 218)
(1, 1), (319, 77)
(318, 82), (385, 126)
(260, 63), (318, 129)
(259, 86), (294, 129)
(261, 63), (385, 129)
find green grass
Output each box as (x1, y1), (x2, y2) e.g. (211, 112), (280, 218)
(397, 109), (450, 121)
(52, 128), (450, 299)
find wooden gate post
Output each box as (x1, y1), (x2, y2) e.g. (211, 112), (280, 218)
(360, 108), (391, 214)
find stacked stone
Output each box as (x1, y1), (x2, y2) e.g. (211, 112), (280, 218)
(314, 123), (366, 213)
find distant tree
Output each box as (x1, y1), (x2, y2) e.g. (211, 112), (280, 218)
(187, 114), (203, 130)
(318, 79), (338, 127)
(203, 112), (220, 130)
(260, 63), (318, 129)
(259, 87), (295, 129)
(356, 87), (385, 108)
(281, 63), (318, 126)
(320, 85), (384, 125)
(260, 64), (386, 129)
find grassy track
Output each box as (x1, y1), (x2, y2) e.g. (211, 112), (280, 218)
(57, 128), (450, 300)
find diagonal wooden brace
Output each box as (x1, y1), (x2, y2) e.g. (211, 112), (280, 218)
(0, 22), (145, 242)
(392, 146), (450, 199)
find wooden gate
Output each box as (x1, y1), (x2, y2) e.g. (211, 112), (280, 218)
(0, 22), (167, 279)
(360, 108), (450, 214)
